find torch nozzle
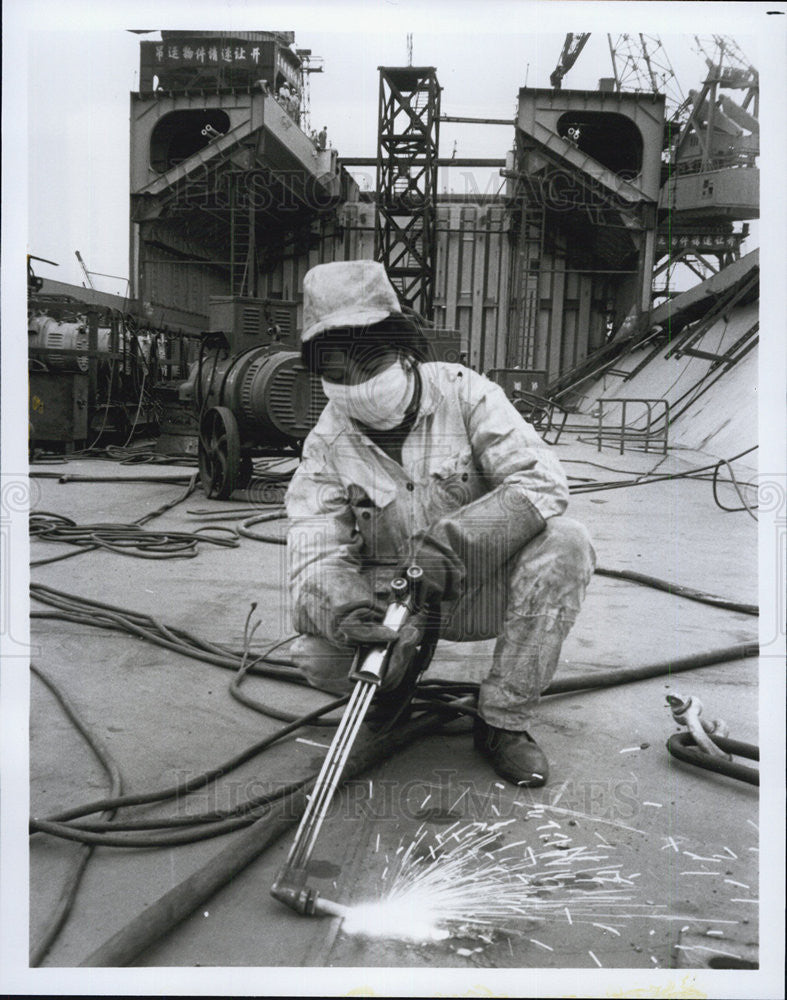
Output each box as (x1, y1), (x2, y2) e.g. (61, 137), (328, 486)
(271, 869), (348, 919)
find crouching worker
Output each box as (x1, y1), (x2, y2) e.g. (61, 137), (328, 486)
(285, 261), (595, 787)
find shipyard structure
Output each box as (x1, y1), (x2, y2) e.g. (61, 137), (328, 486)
(28, 28), (759, 486)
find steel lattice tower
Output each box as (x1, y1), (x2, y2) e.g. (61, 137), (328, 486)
(374, 66), (441, 319)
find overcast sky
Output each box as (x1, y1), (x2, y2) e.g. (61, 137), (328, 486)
(9, 1), (770, 295)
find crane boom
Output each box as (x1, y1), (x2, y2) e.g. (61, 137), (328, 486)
(75, 250), (94, 289)
(550, 32), (591, 89)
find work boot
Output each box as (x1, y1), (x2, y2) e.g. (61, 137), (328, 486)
(473, 716), (549, 787)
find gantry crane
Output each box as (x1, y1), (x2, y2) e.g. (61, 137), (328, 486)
(548, 32), (758, 298)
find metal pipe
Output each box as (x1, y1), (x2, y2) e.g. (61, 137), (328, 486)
(439, 115), (513, 125)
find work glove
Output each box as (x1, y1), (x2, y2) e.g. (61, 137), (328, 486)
(334, 602), (396, 647)
(397, 533), (466, 607)
(411, 484), (548, 592)
(333, 602), (429, 693)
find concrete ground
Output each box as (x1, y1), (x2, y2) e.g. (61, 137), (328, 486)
(25, 431), (765, 986)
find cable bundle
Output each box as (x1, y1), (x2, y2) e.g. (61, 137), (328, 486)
(29, 512), (240, 559)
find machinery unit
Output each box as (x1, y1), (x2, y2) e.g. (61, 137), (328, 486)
(28, 287), (181, 451)
(29, 372), (89, 452)
(207, 296), (298, 354)
(180, 306), (327, 498)
(28, 315), (91, 372)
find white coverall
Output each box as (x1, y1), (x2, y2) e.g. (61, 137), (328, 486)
(285, 362), (596, 730)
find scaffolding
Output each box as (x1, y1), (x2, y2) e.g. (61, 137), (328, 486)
(506, 133), (546, 369)
(374, 66), (441, 319)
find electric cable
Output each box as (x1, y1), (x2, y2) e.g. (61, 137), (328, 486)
(227, 605), (312, 723)
(568, 445), (757, 495)
(29, 662), (124, 967)
(31, 443), (198, 467)
(30, 640), (757, 850)
(32, 788), (307, 849)
(562, 457), (666, 476)
(120, 365), (148, 448)
(29, 474), (200, 567)
(30, 471), (195, 484)
(104, 444), (197, 467)
(29, 512), (240, 560)
(712, 457), (759, 520)
(29, 583), (307, 687)
(34, 692), (349, 829)
(186, 505), (286, 519)
(561, 457), (758, 511)
(238, 512), (289, 543)
(83, 352), (117, 451)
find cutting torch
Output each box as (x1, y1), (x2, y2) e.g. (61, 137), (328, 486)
(271, 565), (435, 916)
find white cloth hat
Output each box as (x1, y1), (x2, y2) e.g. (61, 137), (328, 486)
(300, 261), (402, 344)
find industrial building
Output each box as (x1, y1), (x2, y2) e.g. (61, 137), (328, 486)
(18, 25), (777, 992)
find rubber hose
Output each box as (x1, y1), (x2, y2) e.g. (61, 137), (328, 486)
(568, 446), (757, 496)
(34, 784), (318, 847)
(29, 599), (307, 686)
(78, 705), (459, 967)
(419, 643), (758, 701)
(667, 732), (759, 786)
(594, 566), (758, 616)
(542, 642), (758, 695)
(30, 477), (199, 567)
(238, 512), (289, 542)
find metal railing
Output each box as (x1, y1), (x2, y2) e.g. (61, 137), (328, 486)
(595, 397), (669, 454)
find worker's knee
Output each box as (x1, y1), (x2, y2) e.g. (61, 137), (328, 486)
(534, 516), (596, 581)
(288, 634), (356, 696)
(440, 518), (594, 642)
(504, 515), (596, 618)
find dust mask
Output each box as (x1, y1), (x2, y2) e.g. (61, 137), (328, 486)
(322, 360), (415, 430)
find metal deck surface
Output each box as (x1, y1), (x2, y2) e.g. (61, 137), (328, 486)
(22, 433), (774, 992)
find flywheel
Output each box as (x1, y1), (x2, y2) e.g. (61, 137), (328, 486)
(198, 406), (243, 500)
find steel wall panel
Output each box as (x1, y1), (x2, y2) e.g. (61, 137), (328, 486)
(140, 251), (227, 324)
(147, 200), (514, 368)
(256, 201), (513, 371)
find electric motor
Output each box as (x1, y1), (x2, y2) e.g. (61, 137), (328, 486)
(187, 343), (326, 448)
(28, 315), (117, 372)
(180, 340), (327, 497)
(28, 315), (90, 372)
